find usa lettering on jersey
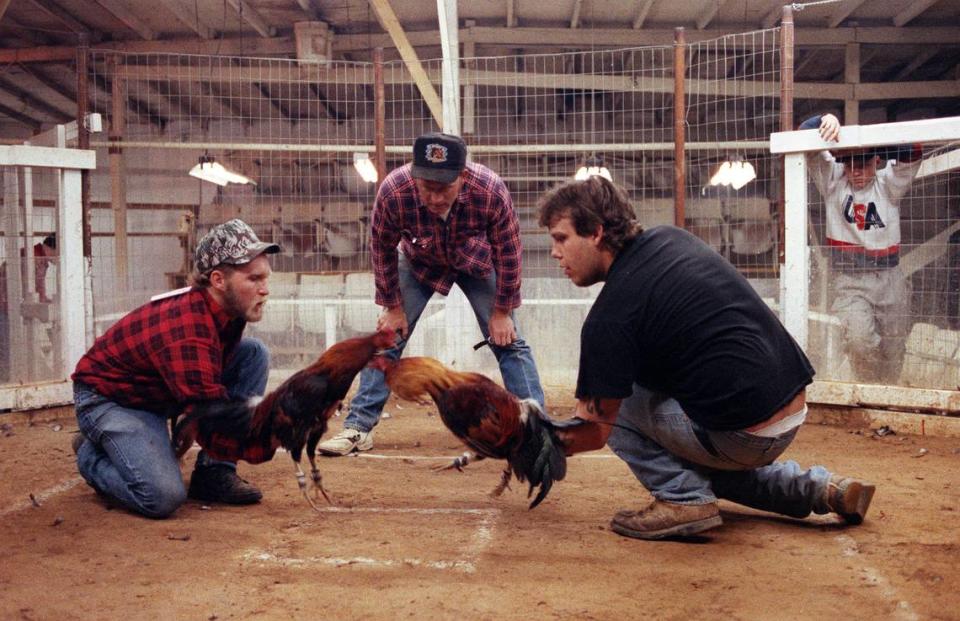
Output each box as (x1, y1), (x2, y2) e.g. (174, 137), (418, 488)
(842, 196), (886, 231)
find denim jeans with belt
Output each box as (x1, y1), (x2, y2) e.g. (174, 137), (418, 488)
(73, 337), (269, 518)
(345, 255), (544, 433)
(607, 384), (832, 518)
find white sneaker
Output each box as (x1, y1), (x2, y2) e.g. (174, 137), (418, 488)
(316, 428), (374, 456)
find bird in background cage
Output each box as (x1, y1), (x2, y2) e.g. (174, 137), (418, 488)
(320, 220), (361, 259)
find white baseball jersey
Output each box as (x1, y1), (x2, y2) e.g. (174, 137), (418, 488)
(806, 151), (920, 260)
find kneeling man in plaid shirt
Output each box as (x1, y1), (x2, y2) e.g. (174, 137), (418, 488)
(72, 219), (279, 518)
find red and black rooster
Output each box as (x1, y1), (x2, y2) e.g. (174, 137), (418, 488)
(370, 356), (567, 509)
(174, 328), (396, 511)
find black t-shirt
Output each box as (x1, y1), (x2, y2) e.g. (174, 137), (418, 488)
(576, 225), (815, 431)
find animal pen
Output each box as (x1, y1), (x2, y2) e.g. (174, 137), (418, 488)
(1, 12), (958, 417)
(2, 5), (960, 619)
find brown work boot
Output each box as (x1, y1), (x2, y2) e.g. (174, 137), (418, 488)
(825, 475), (876, 525)
(610, 500), (722, 540)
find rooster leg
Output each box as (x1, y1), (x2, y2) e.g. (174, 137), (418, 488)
(432, 450), (478, 472)
(306, 428), (334, 505)
(307, 452), (333, 505)
(490, 466), (513, 498)
(294, 458), (323, 513)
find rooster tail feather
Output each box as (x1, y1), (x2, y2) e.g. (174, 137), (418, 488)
(512, 403), (568, 510)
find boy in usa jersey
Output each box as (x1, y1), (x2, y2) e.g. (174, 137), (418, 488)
(800, 113), (922, 383)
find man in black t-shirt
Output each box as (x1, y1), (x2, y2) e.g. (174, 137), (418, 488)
(537, 176), (876, 540)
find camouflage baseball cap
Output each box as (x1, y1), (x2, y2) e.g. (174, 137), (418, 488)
(194, 219), (280, 273)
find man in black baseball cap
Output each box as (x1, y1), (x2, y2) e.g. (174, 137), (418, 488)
(317, 131), (546, 457)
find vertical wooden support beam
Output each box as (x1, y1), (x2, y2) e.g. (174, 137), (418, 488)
(844, 42), (860, 124)
(75, 34), (94, 345)
(437, 0), (460, 134)
(782, 152), (809, 349)
(673, 27), (686, 228)
(76, 34), (91, 259)
(373, 47), (387, 195)
(779, 5), (794, 267)
(59, 167), (88, 370)
(3, 169), (26, 379)
(109, 57), (128, 295)
(462, 32), (476, 136)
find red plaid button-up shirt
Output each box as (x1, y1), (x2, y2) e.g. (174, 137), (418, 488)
(72, 287), (244, 416)
(370, 162), (523, 311)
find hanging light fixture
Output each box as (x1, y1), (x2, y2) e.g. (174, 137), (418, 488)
(188, 154), (256, 186)
(353, 152), (379, 183)
(574, 155), (612, 182)
(708, 156), (756, 190)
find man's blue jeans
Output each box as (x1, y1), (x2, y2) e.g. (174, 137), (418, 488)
(73, 338), (269, 518)
(345, 257), (544, 433)
(607, 384), (832, 518)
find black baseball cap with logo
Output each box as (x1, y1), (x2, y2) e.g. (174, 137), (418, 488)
(411, 132), (467, 184)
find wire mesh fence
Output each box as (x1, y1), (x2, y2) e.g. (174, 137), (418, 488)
(2, 27), (925, 394)
(1, 166), (65, 386)
(78, 34), (788, 387)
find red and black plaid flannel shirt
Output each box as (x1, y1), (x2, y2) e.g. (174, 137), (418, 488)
(370, 162), (523, 311)
(72, 287), (243, 418)
(73, 288), (282, 464)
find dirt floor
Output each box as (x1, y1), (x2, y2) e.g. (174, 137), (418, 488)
(1, 394), (958, 621)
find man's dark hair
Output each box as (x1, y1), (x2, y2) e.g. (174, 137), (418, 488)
(537, 176), (642, 254)
(42, 235), (56, 249)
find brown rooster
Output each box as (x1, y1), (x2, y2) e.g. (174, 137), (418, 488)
(370, 356), (567, 509)
(173, 328), (397, 511)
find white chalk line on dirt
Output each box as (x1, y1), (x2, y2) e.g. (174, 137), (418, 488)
(0, 477), (83, 518)
(348, 453), (617, 461)
(243, 506), (501, 574)
(242, 550), (477, 572)
(835, 534), (918, 621)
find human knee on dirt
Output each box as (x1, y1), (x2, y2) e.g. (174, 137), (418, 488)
(317, 131), (544, 457)
(535, 176), (876, 540)
(71, 219), (279, 518)
(800, 112), (921, 384)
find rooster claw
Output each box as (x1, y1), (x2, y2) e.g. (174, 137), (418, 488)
(302, 489), (324, 514)
(432, 460), (463, 472)
(433, 453), (471, 472)
(315, 486), (334, 505)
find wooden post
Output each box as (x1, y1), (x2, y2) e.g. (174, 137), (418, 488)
(374, 47), (387, 196)
(109, 56), (128, 295)
(673, 27), (686, 228)
(779, 4), (794, 266)
(76, 34), (91, 259)
(843, 42), (860, 124)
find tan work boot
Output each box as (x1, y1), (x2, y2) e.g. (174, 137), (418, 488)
(315, 428), (374, 456)
(825, 475), (876, 525)
(611, 500), (722, 540)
